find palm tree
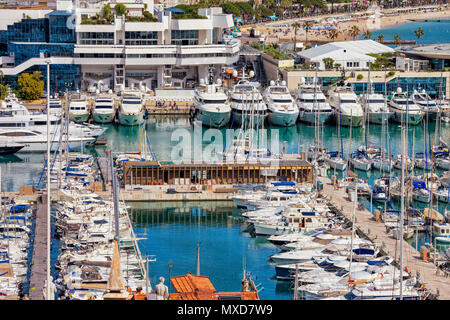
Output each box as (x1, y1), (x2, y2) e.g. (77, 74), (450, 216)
(394, 34), (401, 47)
(328, 29), (339, 41)
(377, 34), (385, 43)
(292, 21), (301, 50)
(413, 27), (424, 46)
(363, 30), (372, 40)
(303, 21), (313, 45)
(348, 25), (360, 40)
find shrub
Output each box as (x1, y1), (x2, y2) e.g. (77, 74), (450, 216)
(357, 74), (363, 80)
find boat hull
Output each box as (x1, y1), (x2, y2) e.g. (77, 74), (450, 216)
(267, 110), (299, 127)
(118, 113), (143, 126)
(231, 111), (267, 128)
(92, 112), (115, 124)
(253, 223), (305, 236)
(350, 159), (371, 171)
(196, 109), (231, 128)
(298, 110), (332, 125)
(368, 112), (393, 125)
(335, 114), (363, 127)
(327, 159), (347, 171)
(69, 113), (90, 124)
(390, 112), (423, 125)
(16, 139), (95, 153)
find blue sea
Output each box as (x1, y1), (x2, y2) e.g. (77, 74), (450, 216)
(365, 18), (450, 44)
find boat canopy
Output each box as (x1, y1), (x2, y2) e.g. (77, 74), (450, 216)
(412, 181), (427, 190)
(10, 205), (28, 213)
(352, 248), (375, 256)
(271, 182), (295, 187)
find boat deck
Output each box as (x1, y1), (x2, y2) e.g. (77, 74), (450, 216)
(321, 176), (450, 300)
(29, 193), (49, 300)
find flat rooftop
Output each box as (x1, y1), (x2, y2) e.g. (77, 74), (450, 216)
(397, 43), (450, 59)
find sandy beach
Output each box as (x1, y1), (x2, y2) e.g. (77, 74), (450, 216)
(240, 5), (450, 44)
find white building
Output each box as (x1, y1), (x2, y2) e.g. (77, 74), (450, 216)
(0, 0), (240, 92)
(298, 40), (394, 70)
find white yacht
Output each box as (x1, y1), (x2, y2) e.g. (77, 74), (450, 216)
(118, 91), (144, 126)
(359, 87), (392, 125)
(48, 97), (64, 117)
(388, 88), (424, 125)
(68, 94), (90, 123)
(193, 80), (231, 128)
(411, 89), (440, 121)
(263, 80), (298, 127)
(327, 84), (364, 127)
(92, 97), (115, 124)
(229, 82), (268, 127)
(0, 129), (95, 152)
(0, 91), (105, 140)
(295, 83), (333, 125)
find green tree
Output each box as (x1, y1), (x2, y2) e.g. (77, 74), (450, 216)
(16, 72), (44, 101)
(114, 3), (127, 16)
(220, 3), (241, 16)
(292, 21), (301, 49)
(323, 57), (335, 70)
(328, 29), (339, 41)
(101, 3), (113, 22)
(349, 25), (360, 40)
(363, 30), (372, 40)
(394, 34), (401, 46)
(377, 34), (385, 42)
(413, 27), (424, 46)
(0, 84), (7, 100)
(303, 21), (313, 45)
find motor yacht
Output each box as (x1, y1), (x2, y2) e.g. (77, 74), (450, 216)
(295, 82), (333, 125)
(388, 88), (424, 125)
(411, 89), (440, 122)
(192, 80), (231, 128)
(263, 80), (298, 127)
(229, 81), (268, 128)
(92, 97), (115, 124)
(327, 83), (364, 127)
(69, 94), (90, 123)
(118, 91), (144, 126)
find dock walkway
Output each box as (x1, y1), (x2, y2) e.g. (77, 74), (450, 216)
(321, 176), (450, 300)
(29, 194), (48, 300)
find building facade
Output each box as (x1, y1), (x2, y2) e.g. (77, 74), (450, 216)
(0, 0), (240, 93)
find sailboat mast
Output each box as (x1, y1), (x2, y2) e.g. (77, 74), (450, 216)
(400, 121), (406, 300)
(46, 60), (51, 300)
(348, 184), (358, 282)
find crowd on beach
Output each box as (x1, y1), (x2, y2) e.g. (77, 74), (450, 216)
(240, 4), (450, 44)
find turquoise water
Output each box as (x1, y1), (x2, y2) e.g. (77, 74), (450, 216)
(2, 115), (447, 299)
(129, 201), (292, 300)
(365, 18), (450, 44)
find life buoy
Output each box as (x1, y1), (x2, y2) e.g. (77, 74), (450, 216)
(378, 272), (384, 279)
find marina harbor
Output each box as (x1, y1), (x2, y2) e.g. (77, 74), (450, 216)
(0, 0), (450, 304)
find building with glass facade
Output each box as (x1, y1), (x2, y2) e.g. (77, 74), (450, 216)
(0, 0), (240, 93)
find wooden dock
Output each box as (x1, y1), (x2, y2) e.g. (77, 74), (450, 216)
(321, 176), (450, 300)
(29, 193), (49, 300)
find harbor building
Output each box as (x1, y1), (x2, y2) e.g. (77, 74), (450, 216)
(121, 156), (314, 186)
(0, 0), (240, 92)
(396, 43), (450, 71)
(282, 69), (450, 99)
(296, 40), (395, 71)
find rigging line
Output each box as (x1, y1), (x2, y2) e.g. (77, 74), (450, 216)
(36, 119), (62, 188)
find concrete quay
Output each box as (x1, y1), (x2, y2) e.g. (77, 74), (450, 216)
(321, 176), (450, 300)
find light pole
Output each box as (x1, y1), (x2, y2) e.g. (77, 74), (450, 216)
(45, 55), (51, 300)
